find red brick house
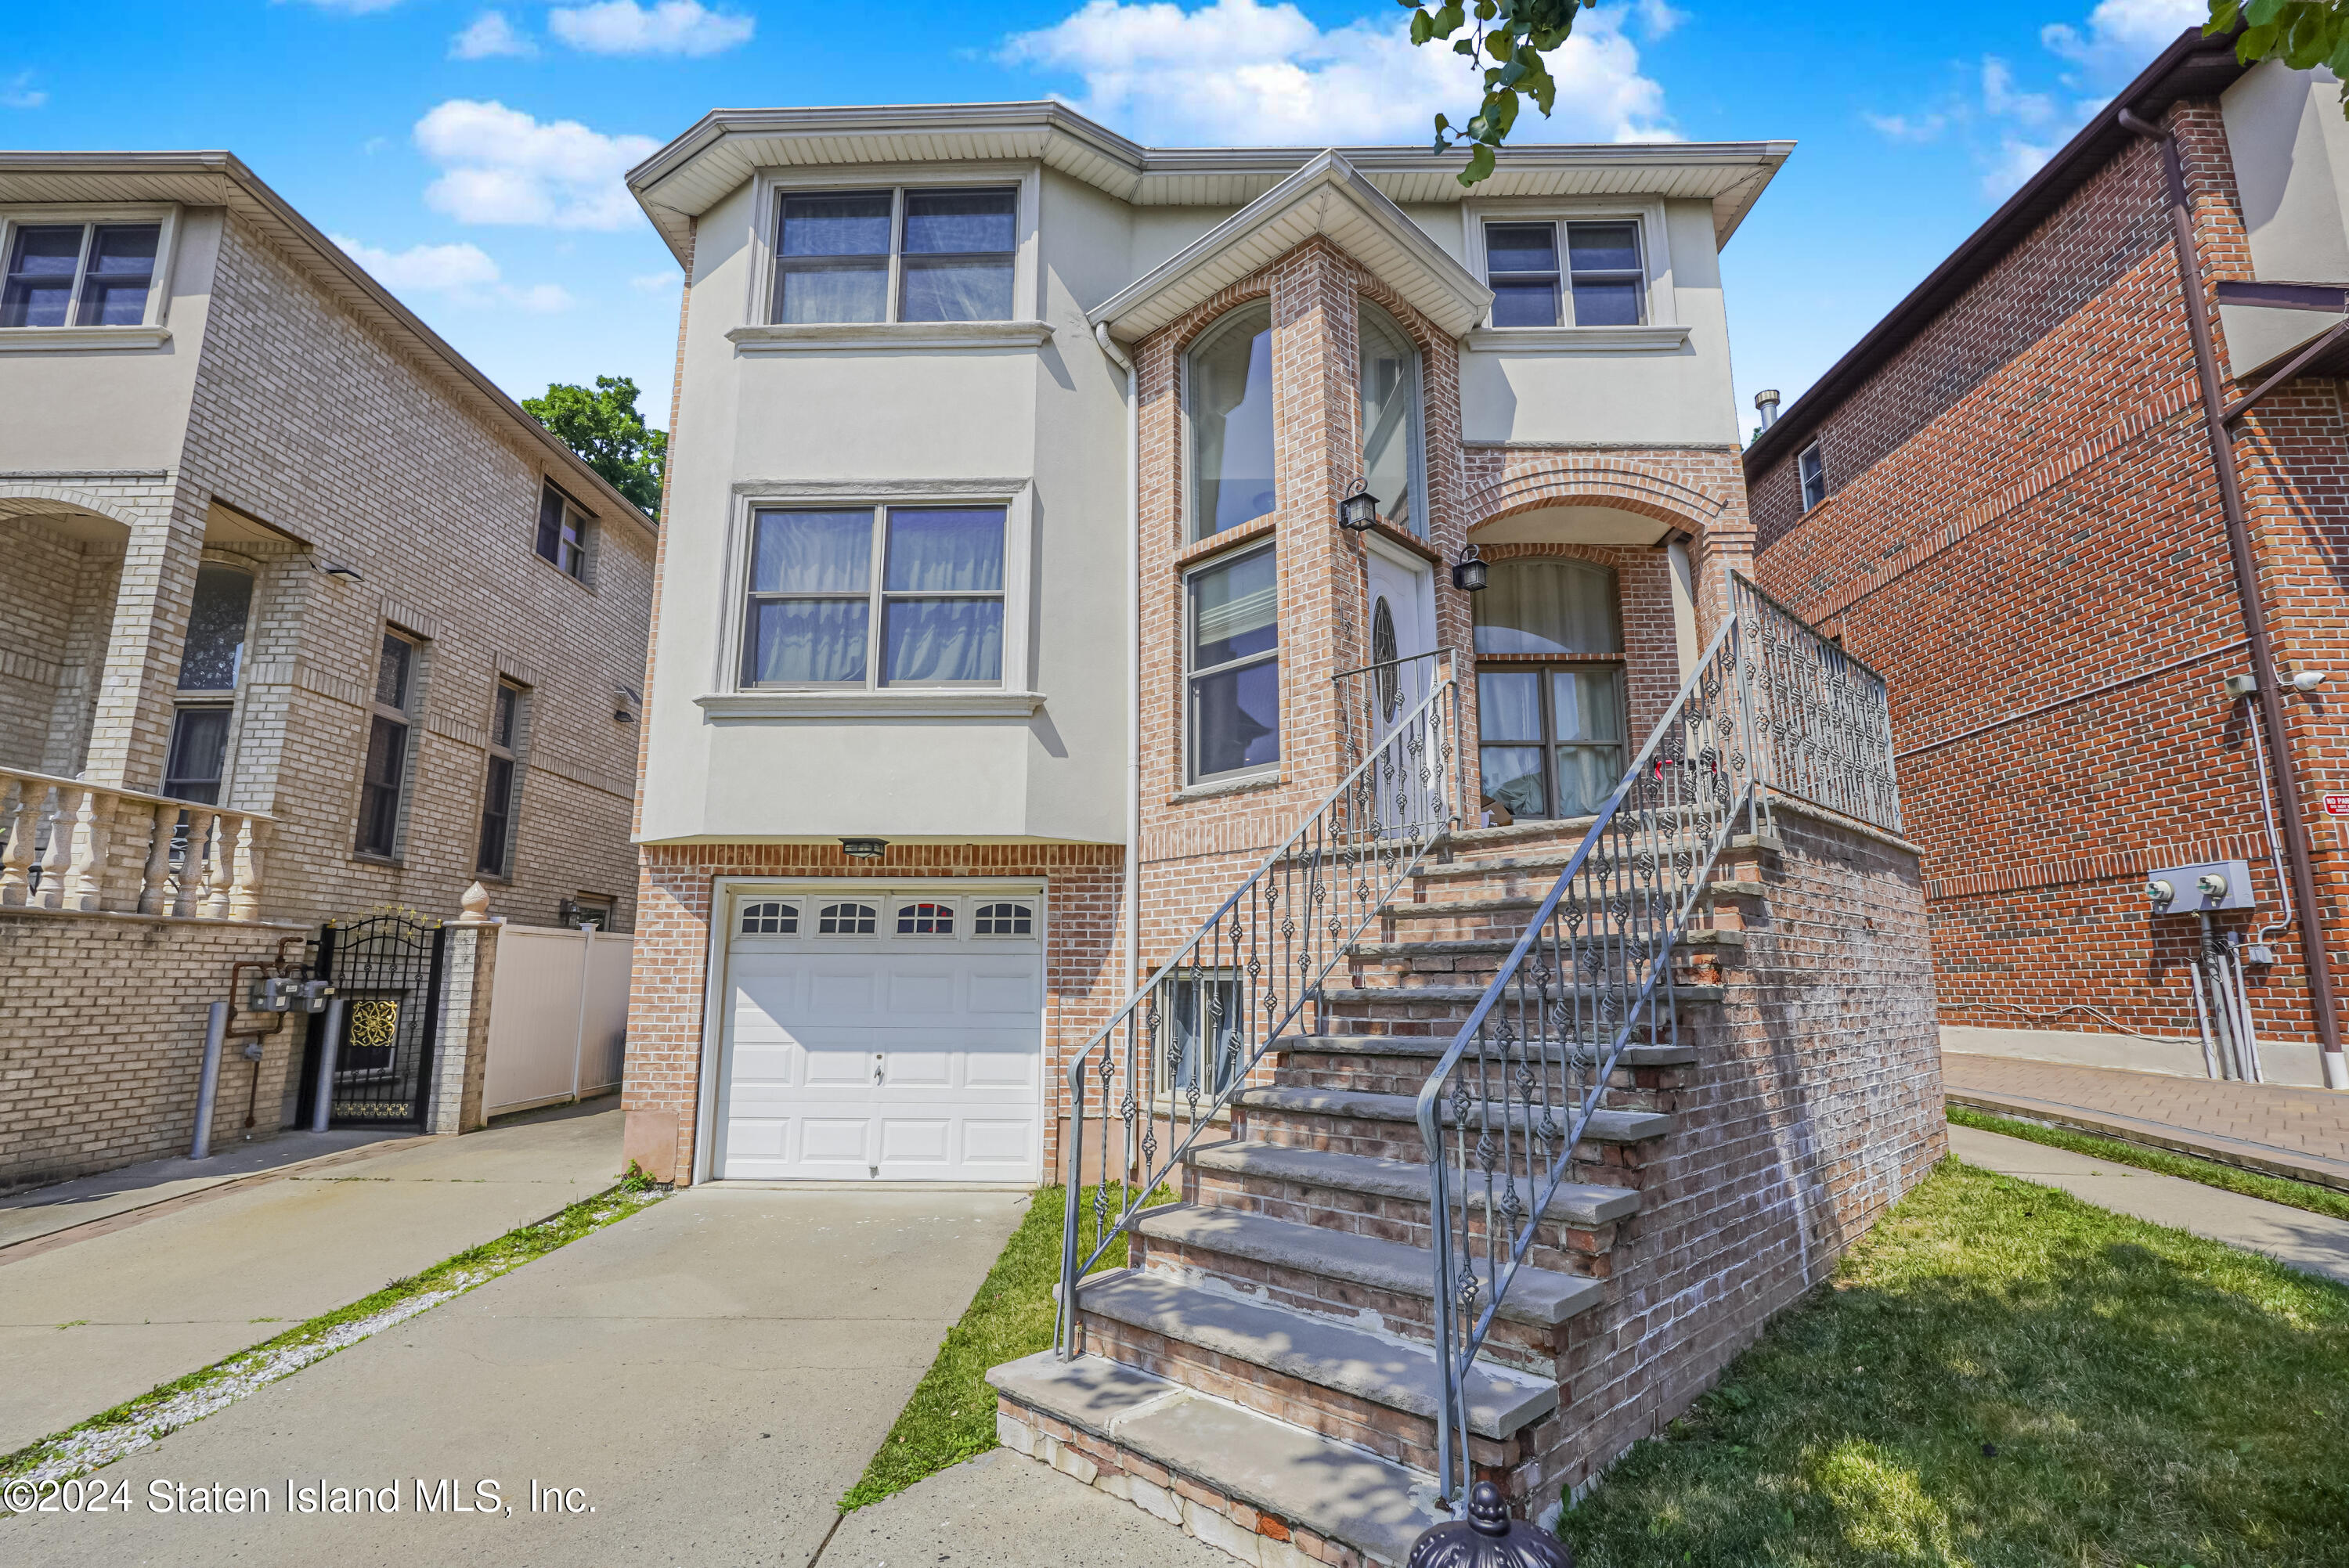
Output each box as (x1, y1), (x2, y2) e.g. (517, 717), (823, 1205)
(1747, 32), (2349, 1093)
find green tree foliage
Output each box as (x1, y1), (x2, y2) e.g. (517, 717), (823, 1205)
(1400, 0), (1600, 186)
(2210, 2), (2349, 112)
(521, 376), (667, 517)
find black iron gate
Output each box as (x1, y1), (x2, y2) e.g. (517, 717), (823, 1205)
(295, 910), (450, 1127)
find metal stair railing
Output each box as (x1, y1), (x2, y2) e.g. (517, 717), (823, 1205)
(1414, 575), (1899, 1506)
(1057, 652), (1463, 1358)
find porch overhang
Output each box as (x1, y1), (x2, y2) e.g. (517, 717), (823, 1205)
(1090, 151), (1494, 344)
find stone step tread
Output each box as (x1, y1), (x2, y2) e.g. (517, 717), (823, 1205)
(1236, 1085), (1674, 1143)
(1349, 931), (1746, 959)
(987, 1350), (1442, 1567)
(1186, 1139), (1642, 1228)
(1314, 982), (1725, 1007)
(1281, 1035), (1698, 1069)
(1070, 1269), (1557, 1439)
(1417, 831), (1780, 883)
(1135, 1204), (1604, 1328)
(1385, 884), (1760, 917)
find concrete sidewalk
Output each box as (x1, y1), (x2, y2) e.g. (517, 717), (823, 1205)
(9, 1184), (1031, 1567)
(1948, 1123), (2349, 1288)
(1943, 1052), (2349, 1191)
(0, 1102), (622, 1455)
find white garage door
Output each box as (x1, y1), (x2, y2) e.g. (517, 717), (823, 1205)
(716, 888), (1045, 1181)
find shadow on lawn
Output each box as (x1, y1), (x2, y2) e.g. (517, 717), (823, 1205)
(1557, 1161), (2349, 1568)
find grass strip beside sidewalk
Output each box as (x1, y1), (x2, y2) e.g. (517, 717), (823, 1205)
(0, 1175), (662, 1498)
(839, 1182), (1164, 1512)
(1949, 1104), (2349, 1223)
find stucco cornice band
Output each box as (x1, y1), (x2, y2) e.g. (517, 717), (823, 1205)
(695, 690), (1048, 719)
(726, 321), (1055, 354)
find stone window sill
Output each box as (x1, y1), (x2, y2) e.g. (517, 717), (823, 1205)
(1173, 771), (1283, 803)
(726, 321), (1055, 354)
(1464, 324), (1690, 354)
(696, 690), (1047, 719)
(0, 326), (172, 351)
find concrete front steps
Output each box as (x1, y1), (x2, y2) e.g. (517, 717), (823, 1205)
(990, 819), (1770, 1566)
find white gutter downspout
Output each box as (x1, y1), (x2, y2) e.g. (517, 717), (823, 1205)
(1096, 322), (1142, 995)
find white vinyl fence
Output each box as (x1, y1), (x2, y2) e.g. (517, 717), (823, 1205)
(483, 925), (634, 1117)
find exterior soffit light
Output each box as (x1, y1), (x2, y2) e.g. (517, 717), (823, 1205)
(1337, 478), (1379, 532)
(839, 837), (889, 860)
(1451, 543), (1489, 593)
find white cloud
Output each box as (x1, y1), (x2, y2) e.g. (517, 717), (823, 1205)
(1984, 135), (2060, 198)
(452, 11), (537, 59)
(1863, 111), (1947, 143)
(2, 71), (43, 110)
(630, 271), (682, 293)
(1633, 0), (1685, 39)
(1981, 58), (2055, 126)
(281, 0), (405, 12)
(413, 100), (659, 230)
(999, 0), (1669, 146)
(2042, 0), (2205, 78)
(548, 1), (755, 56)
(332, 234), (575, 312)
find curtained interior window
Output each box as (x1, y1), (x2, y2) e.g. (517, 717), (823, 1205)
(774, 186), (1017, 325)
(1188, 302), (1276, 539)
(1474, 561), (1625, 820)
(742, 504), (1005, 687)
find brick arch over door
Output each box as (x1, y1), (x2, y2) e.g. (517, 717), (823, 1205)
(1463, 463), (1729, 541)
(1465, 539), (1686, 759)
(0, 484), (143, 535)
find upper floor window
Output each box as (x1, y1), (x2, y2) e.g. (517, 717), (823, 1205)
(2, 222), (161, 328)
(1483, 220), (1645, 328)
(743, 505), (1006, 689)
(1798, 442), (1828, 511)
(1358, 303), (1423, 537)
(536, 482), (590, 579)
(774, 187), (1017, 325)
(1188, 302), (1276, 539)
(1187, 542), (1279, 784)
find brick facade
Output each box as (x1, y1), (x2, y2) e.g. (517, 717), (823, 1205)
(1748, 95), (2349, 1078)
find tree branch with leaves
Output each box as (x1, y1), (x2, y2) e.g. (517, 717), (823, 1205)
(522, 375), (668, 517)
(2209, 2), (2349, 110)
(1404, 0), (1600, 186)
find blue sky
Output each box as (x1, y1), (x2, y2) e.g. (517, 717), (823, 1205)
(2, 0), (2210, 437)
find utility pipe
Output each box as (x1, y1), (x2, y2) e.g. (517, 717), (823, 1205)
(309, 997), (347, 1134)
(2122, 106), (2348, 1091)
(1095, 322), (1142, 1001)
(2185, 942), (2221, 1079)
(189, 1001), (229, 1160)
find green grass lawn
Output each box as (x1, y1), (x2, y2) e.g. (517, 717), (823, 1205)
(1560, 1159), (2349, 1567)
(839, 1182), (1160, 1512)
(1947, 1104), (2349, 1224)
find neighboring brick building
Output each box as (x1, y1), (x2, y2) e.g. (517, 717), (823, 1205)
(1746, 35), (2349, 1092)
(619, 103), (1943, 1554)
(1, 153), (655, 1186)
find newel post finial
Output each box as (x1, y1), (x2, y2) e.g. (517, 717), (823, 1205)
(458, 881), (492, 925)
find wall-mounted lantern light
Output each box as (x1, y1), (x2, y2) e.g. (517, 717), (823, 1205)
(1337, 478), (1379, 532)
(1451, 543), (1489, 593)
(840, 838), (889, 860)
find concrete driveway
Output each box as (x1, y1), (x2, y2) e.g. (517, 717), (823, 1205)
(1, 1104), (623, 1455)
(8, 1184), (1030, 1566)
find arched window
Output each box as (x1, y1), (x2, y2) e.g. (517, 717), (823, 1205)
(740, 900), (799, 935)
(1358, 303), (1423, 537)
(1187, 301), (1276, 539)
(973, 902), (1033, 935)
(896, 901), (954, 935)
(818, 902), (877, 935)
(1473, 560), (1626, 822)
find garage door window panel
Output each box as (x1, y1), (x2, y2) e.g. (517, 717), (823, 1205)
(819, 902), (878, 935)
(974, 901), (1033, 935)
(742, 900), (799, 935)
(897, 900), (955, 935)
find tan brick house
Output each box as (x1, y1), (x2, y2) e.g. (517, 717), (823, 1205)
(1747, 34), (2349, 1094)
(621, 105), (1943, 1555)
(1, 152), (655, 1187)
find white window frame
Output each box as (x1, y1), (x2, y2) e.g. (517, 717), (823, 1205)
(1460, 196), (1680, 348)
(1183, 299), (1279, 545)
(1185, 539), (1283, 788)
(737, 164), (1044, 348)
(1355, 298), (1427, 540)
(704, 478), (1039, 717)
(1798, 441), (1828, 511)
(0, 204), (179, 348)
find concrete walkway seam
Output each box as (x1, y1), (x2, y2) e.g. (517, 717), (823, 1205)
(1944, 1089), (2349, 1194)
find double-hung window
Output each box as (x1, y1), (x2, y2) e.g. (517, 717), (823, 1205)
(477, 680), (525, 878)
(2, 220), (161, 328)
(163, 563), (254, 804)
(1482, 219), (1646, 328)
(773, 186), (1018, 325)
(1798, 442), (1828, 511)
(359, 630), (420, 858)
(1474, 561), (1626, 821)
(1186, 544), (1279, 784)
(742, 505), (1006, 688)
(536, 482), (590, 579)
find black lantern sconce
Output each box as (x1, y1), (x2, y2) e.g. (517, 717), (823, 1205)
(1405, 1483), (1574, 1568)
(1338, 477), (1380, 532)
(1451, 543), (1489, 593)
(839, 838), (889, 860)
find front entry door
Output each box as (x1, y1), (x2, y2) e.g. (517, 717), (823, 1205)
(1362, 546), (1438, 832)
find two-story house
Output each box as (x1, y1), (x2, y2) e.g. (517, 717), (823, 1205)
(622, 104), (1947, 1552)
(1, 152), (655, 1188)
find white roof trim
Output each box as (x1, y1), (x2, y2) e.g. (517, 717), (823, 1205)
(1092, 152), (1493, 343)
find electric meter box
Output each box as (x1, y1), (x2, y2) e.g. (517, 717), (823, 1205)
(2145, 859), (2255, 914)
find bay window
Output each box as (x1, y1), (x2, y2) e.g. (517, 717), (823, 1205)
(1186, 543), (1279, 783)
(1188, 302), (1276, 539)
(1358, 302), (1423, 536)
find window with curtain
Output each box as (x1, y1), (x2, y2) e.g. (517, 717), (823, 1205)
(1474, 560), (1625, 820)
(1188, 302), (1276, 539)
(742, 505), (1005, 688)
(2, 221), (161, 328)
(1187, 544), (1279, 782)
(773, 186), (1017, 325)
(1359, 303), (1423, 536)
